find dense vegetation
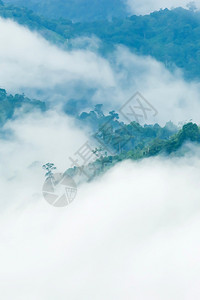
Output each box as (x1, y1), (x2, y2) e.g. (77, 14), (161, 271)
(1, 1), (200, 182)
(77, 104), (178, 153)
(3, 0), (127, 21)
(66, 118), (200, 182)
(0, 2), (200, 79)
(65, 106), (200, 181)
(0, 88), (46, 125)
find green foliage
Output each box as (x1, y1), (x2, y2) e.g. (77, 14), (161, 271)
(164, 122), (200, 154)
(92, 122), (200, 180)
(78, 105), (178, 155)
(67, 8), (200, 79)
(1, 4), (200, 79)
(67, 107), (200, 182)
(3, 0), (127, 21)
(129, 122), (200, 158)
(0, 88), (46, 125)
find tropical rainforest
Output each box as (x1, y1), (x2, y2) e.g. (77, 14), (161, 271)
(0, 0), (200, 181)
(1, 1), (200, 79)
(1, 0), (200, 298)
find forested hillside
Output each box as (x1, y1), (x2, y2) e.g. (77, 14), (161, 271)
(0, 88), (46, 125)
(0, 2), (200, 79)
(66, 116), (200, 182)
(2, 0), (127, 21)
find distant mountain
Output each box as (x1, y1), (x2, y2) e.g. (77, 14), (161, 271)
(2, 0), (128, 21)
(0, 2), (200, 79)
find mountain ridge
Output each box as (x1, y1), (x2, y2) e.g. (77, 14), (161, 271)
(0, 3), (199, 79)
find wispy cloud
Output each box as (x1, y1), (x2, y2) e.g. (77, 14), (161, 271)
(1, 18), (200, 125)
(126, 0), (200, 15)
(0, 6), (200, 300)
(0, 18), (115, 98)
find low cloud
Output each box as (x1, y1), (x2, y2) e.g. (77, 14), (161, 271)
(0, 6), (200, 300)
(0, 137), (200, 299)
(0, 18), (115, 98)
(0, 110), (88, 208)
(1, 18), (200, 125)
(94, 47), (200, 125)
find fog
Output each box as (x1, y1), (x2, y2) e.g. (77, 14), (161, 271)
(0, 137), (200, 299)
(127, 0), (200, 15)
(0, 9), (200, 299)
(93, 47), (200, 125)
(0, 18), (115, 97)
(0, 111), (89, 208)
(1, 18), (200, 124)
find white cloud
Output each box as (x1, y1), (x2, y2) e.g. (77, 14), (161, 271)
(94, 47), (200, 125)
(1, 18), (200, 125)
(0, 18), (115, 96)
(126, 0), (200, 15)
(0, 17), (200, 296)
(0, 8), (200, 300)
(0, 110), (88, 209)
(0, 141), (200, 299)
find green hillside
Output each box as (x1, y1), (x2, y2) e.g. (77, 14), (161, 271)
(0, 3), (200, 79)
(2, 0), (127, 21)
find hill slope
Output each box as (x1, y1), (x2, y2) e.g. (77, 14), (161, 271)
(0, 2), (200, 79)
(2, 0), (127, 21)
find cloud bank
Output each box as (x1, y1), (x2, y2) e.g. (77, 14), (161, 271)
(95, 47), (200, 125)
(0, 15), (200, 299)
(1, 17), (200, 125)
(0, 110), (88, 208)
(1, 137), (200, 299)
(0, 18), (115, 97)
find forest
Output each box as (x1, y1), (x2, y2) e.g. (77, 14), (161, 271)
(0, 2), (200, 79)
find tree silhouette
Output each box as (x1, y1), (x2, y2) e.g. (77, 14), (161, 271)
(42, 163), (56, 179)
